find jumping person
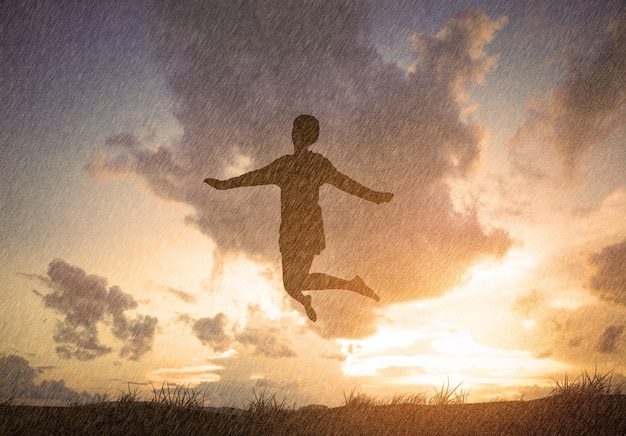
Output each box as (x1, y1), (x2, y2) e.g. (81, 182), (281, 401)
(204, 115), (393, 321)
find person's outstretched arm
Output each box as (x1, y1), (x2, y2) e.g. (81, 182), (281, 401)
(327, 170), (393, 204)
(204, 160), (278, 190)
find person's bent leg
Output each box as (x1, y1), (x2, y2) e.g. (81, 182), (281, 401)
(302, 273), (380, 301)
(282, 252), (317, 321)
(282, 251), (380, 322)
(301, 273), (349, 290)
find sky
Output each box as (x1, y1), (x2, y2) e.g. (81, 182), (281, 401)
(1, 0), (625, 406)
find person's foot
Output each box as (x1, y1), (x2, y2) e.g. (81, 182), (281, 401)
(303, 294), (317, 322)
(351, 276), (380, 301)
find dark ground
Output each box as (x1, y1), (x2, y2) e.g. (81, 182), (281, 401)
(2, 395), (626, 435)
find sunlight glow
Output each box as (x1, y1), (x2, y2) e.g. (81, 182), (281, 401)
(341, 328), (567, 390)
(147, 364), (224, 385)
(431, 331), (497, 355)
(188, 255), (290, 326)
(548, 296), (593, 310)
(463, 249), (538, 287)
(338, 327), (437, 355)
(220, 349), (239, 358)
(333, 247), (570, 397)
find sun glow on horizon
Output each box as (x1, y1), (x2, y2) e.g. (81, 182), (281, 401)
(462, 248), (539, 288)
(334, 248), (572, 399)
(147, 364), (224, 385)
(339, 326), (568, 396)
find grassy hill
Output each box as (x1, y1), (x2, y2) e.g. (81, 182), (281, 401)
(2, 371), (625, 434)
(2, 394), (626, 435)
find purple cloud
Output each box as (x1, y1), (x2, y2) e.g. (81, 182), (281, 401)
(37, 259), (157, 361)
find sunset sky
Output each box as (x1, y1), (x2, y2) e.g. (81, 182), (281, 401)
(1, 0), (625, 406)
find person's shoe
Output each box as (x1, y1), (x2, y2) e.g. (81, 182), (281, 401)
(352, 276), (380, 301)
(303, 295), (317, 322)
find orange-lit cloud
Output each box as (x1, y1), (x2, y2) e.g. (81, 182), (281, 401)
(586, 239), (626, 305)
(90, 4), (511, 339)
(409, 9), (507, 102)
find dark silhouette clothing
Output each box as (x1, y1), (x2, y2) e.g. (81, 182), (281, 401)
(204, 115), (391, 321)
(224, 150), (374, 257)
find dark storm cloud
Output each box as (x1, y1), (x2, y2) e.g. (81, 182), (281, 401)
(36, 259), (157, 361)
(0, 355), (92, 403)
(596, 325), (624, 354)
(511, 14), (626, 178)
(191, 313), (232, 352)
(90, 2), (511, 337)
(586, 239), (626, 305)
(0, 355), (40, 399)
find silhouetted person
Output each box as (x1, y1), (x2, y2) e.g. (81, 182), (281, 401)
(204, 115), (393, 321)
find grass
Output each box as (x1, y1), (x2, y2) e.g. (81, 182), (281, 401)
(150, 381), (206, 410)
(429, 378), (469, 405)
(117, 383), (140, 404)
(2, 372), (625, 434)
(550, 368), (623, 401)
(342, 388), (383, 408)
(244, 389), (294, 414)
(385, 392), (429, 406)
(342, 379), (468, 409)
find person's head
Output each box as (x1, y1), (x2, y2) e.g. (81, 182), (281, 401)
(292, 114), (319, 151)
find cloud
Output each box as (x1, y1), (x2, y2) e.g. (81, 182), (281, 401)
(0, 355), (39, 399)
(232, 305), (298, 358)
(191, 313), (233, 353)
(596, 325), (624, 354)
(105, 133), (141, 149)
(527, 300), (626, 369)
(586, 239), (626, 305)
(165, 287), (198, 304)
(235, 327), (297, 359)
(513, 289), (546, 316)
(90, 3), (511, 337)
(193, 377), (301, 408)
(36, 258), (157, 361)
(409, 10), (507, 102)
(510, 14), (626, 178)
(118, 315), (159, 361)
(0, 355), (92, 404)
(188, 307), (297, 358)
